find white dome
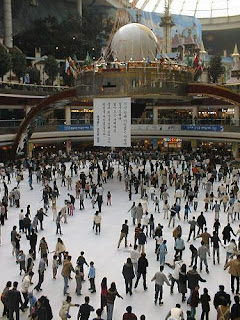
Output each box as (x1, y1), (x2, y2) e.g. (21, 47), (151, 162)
(111, 23), (158, 61)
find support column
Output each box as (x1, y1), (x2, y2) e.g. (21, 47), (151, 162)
(27, 142), (33, 159)
(25, 105), (33, 158)
(234, 105), (239, 126)
(65, 106), (71, 125)
(191, 139), (197, 152)
(65, 106), (71, 154)
(3, 0), (13, 48)
(232, 142), (239, 159)
(66, 140), (72, 155)
(192, 106), (198, 124)
(153, 107), (159, 125)
(77, 0), (82, 17)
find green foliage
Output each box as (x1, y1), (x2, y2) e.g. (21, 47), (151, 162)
(0, 47), (11, 80)
(14, 5), (113, 60)
(44, 55), (58, 84)
(15, 16), (59, 57)
(27, 66), (41, 84)
(10, 49), (27, 81)
(208, 55), (225, 83)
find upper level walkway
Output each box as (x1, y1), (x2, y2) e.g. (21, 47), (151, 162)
(1, 118), (240, 146)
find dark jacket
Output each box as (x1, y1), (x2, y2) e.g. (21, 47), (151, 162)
(76, 256), (88, 271)
(37, 210), (47, 222)
(197, 215), (206, 227)
(36, 305), (48, 320)
(41, 296), (53, 320)
(178, 271), (187, 294)
(77, 303), (94, 320)
(7, 288), (23, 310)
(213, 290), (231, 309)
(27, 233), (37, 246)
(137, 232), (146, 245)
(190, 245), (198, 257)
(190, 290), (199, 308)
(121, 223), (129, 235)
(211, 234), (221, 248)
(222, 225), (235, 239)
(122, 263), (135, 280)
(154, 226), (163, 238)
(137, 256), (148, 274)
(170, 207), (177, 217)
(106, 289), (121, 304)
(230, 303), (240, 319)
(23, 216), (31, 228)
(200, 293), (211, 312)
(123, 313), (138, 320)
(187, 269), (206, 290)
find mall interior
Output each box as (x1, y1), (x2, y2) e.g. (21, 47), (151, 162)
(0, 0), (240, 159)
(2, 1), (240, 320)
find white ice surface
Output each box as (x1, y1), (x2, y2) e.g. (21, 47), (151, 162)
(0, 161), (236, 319)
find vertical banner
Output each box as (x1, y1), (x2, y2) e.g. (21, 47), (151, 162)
(94, 98), (131, 147)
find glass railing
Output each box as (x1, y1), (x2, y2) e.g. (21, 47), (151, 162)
(0, 82), (68, 95)
(0, 118), (240, 135)
(131, 118), (239, 126)
(0, 118), (238, 127)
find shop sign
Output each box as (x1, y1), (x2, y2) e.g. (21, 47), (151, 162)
(181, 125), (223, 132)
(59, 124), (93, 131)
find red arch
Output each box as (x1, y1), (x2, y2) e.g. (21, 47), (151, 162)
(13, 87), (78, 155)
(187, 83), (240, 106)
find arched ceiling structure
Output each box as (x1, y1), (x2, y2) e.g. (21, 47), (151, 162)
(126, 0), (240, 19)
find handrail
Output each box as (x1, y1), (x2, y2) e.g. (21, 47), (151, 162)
(0, 118), (239, 127)
(0, 81), (68, 94)
(131, 118), (238, 125)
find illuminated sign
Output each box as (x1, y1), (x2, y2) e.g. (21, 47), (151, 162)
(163, 137), (182, 142)
(71, 109), (93, 113)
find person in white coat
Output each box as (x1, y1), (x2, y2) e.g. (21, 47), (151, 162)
(59, 296), (79, 320)
(142, 212), (150, 237)
(175, 189), (183, 204)
(136, 203), (143, 225)
(125, 244), (141, 275)
(55, 238), (66, 265)
(163, 200), (170, 219)
(165, 303), (184, 320)
(93, 211), (102, 234)
(141, 196), (148, 214)
(234, 200), (240, 221)
(226, 203), (234, 224)
(21, 271), (34, 309)
(149, 185), (156, 201)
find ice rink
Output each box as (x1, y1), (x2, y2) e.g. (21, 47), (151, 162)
(0, 160), (236, 319)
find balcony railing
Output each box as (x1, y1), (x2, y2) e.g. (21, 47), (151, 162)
(0, 118), (239, 135)
(0, 82), (68, 95)
(131, 118), (237, 125)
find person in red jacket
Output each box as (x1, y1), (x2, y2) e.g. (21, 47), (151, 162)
(123, 306), (137, 320)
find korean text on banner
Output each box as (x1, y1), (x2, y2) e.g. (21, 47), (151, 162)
(94, 98), (131, 147)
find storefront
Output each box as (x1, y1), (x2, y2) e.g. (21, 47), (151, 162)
(162, 137), (182, 150)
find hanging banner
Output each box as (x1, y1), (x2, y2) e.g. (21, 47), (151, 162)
(94, 98), (131, 147)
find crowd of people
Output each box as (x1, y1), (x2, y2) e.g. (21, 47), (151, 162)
(0, 149), (240, 319)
